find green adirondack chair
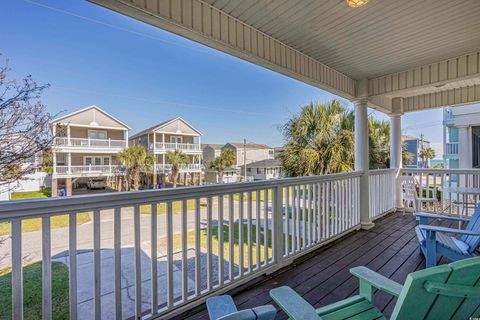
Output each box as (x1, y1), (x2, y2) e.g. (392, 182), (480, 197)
(269, 257), (480, 320)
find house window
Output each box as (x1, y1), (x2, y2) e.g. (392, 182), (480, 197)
(170, 136), (183, 143)
(88, 130), (107, 140)
(85, 156), (110, 166)
(247, 168), (251, 173)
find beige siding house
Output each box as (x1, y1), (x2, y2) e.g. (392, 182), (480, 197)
(129, 117), (202, 186)
(50, 105), (130, 196)
(202, 144), (239, 184)
(223, 143), (274, 176)
(246, 159), (284, 180)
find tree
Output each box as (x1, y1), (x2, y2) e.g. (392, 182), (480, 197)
(419, 147), (436, 168)
(118, 145), (154, 190)
(209, 148), (235, 183)
(368, 118), (390, 169)
(166, 150), (190, 187)
(280, 100), (354, 176)
(0, 57), (52, 186)
(402, 142), (414, 166)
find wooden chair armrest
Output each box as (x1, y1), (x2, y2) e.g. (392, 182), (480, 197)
(270, 286), (320, 320)
(414, 213), (470, 223)
(350, 267), (403, 298)
(419, 225), (480, 236)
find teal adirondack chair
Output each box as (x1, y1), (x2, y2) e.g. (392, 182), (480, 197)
(415, 206), (480, 267)
(270, 257), (480, 320)
(206, 295), (276, 320)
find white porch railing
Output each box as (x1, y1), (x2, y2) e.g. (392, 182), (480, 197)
(54, 137), (127, 148)
(445, 142), (459, 155)
(153, 142), (201, 152)
(369, 169), (396, 219)
(0, 171), (367, 319)
(400, 168), (480, 217)
(155, 164), (202, 172)
(55, 165), (122, 175)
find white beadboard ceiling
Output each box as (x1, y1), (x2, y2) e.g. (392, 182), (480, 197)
(203, 0), (480, 79)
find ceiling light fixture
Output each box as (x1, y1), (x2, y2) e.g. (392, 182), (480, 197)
(346, 0), (369, 8)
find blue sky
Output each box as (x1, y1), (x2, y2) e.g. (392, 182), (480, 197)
(1, 0), (444, 156)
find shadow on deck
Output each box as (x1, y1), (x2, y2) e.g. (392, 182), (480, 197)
(181, 211), (458, 319)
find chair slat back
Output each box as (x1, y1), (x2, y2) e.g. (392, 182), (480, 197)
(391, 258), (480, 320)
(462, 206), (480, 253)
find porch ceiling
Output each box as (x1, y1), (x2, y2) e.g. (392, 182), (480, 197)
(90, 0), (480, 113)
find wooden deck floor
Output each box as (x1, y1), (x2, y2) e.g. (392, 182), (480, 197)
(183, 212), (458, 320)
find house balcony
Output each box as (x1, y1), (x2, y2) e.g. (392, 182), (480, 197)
(54, 164), (124, 177)
(1, 168), (478, 319)
(151, 142), (201, 154)
(154, 163), (202, 173)
(444, 142), (459, 158)
(53, 137), (127, 152)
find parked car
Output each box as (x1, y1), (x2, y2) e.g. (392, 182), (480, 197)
(87, 178), (107, 190)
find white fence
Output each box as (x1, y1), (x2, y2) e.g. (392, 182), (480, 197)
(154, 142), (201, 152)
(0, 171), (367, 319)
(445, 142), (459, 155)
(55, 165), (122, 175)
(369, 169), (396, 219)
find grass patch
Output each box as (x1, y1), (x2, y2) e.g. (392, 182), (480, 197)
(0, 262), (69, 320)
(0, 214), (91, 236)
(10, 188), (51, 200)
(140, 200), (207, 214)
(160, 223), (274, 269)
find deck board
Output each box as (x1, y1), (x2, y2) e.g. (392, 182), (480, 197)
(180, 212), (459, 320)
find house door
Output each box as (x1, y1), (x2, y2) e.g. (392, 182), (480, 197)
(170, 136), (183, 144)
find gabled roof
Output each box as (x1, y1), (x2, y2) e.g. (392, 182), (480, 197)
(50, 105), (131, 129)
(246, 159), (282, 168)
(202, 143), (224, 150)
(130, 117), (202, 140)
(225, 142), (272, 150)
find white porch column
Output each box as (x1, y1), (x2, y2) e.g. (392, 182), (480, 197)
(354, 97), (373, 229)
(390, 112), (403, 209)
(53, 152), (57, 174)
(153, 132), (156, 152)
(458, 125), (470, 169)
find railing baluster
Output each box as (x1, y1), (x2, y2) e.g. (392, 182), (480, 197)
(264, 189), (268, 264)
(93, 210), (101, 320)
(133, 205), (142, 318)
(238, 193), (244, 276)
(194, 198), (201, 295)
(295, 185), (300, 251)
(228, 194), (234, 280)
(302, 184), (307, 248)
(42, 216), (52, 320)
(206, 197), (213, 289)
(69, 213), (78, 320)
(312, 183), (317, 244)
(182, 199), (188, 301)
(218, 195), (224, 286)
(285, 186), (290, 255)
(256, 190), (261, 268)
(114, 208), (122, 319)
(12, 219), (23, 320)
(165, 201), (174, 308)
(247, 192), (253, 273)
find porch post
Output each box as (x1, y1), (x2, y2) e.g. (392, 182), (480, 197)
(354, 88), (373, 229)
(458, 125), (470, 169)
(390, 108), (403, 209)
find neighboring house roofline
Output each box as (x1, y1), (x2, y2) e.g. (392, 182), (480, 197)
(49, 105), (132, 129)
(130, 117), (202, 140)
(224, 142), (272, 150)
(246, 159), (282, 168)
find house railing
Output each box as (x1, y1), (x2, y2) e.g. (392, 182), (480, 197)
(0, 171), (370, 319)
(53, 137), (127, 148)
(153, 142), (201, 152)
(55, 165), (122, 175)
(369, 169), (396, 219)
(400, 168), (480, 217)
(154, 163), (202, 172)
(445, 142), (459, 155)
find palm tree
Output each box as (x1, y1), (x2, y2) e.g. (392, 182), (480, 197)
(166, 150), (190, 187)
(419, 147), (436, 168)
(280, 100), (355, 176)
(118, 145), (154, 190)
(368, 118), (390, 169)
(209, 148), (235, 183)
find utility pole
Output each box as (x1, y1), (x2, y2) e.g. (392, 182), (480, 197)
(243, 138), (247, 181)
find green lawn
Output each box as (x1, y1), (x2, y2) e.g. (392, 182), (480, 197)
(10, 188), (51, 200)
(0, 262), (69, 320)
(1, 188), (91, 236)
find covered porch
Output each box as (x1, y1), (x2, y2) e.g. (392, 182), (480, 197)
(2, 0), (480, 319)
